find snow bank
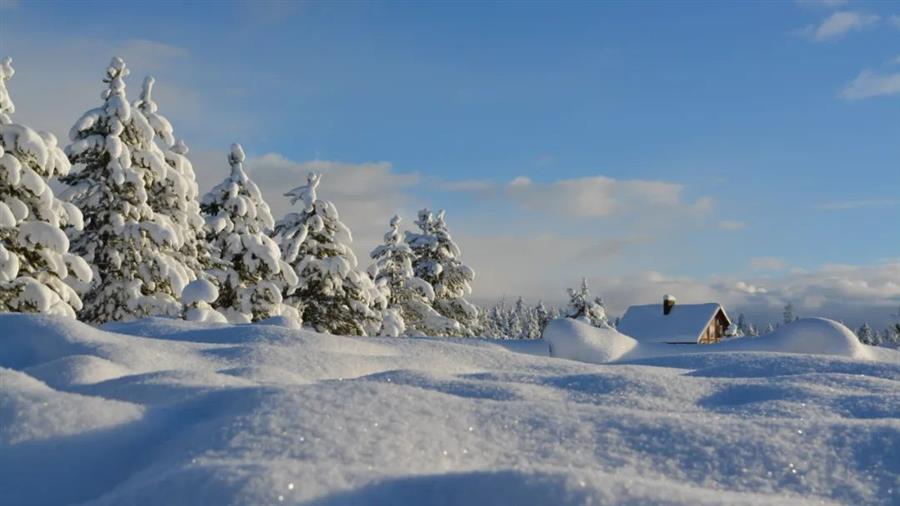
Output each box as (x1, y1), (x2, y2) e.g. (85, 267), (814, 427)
(544, 318), (637, 363)
(546, 317), (875, 366)
(719, 318), (872, 359)
(1, 313), (898, 506)
(0, 368), (143, 445)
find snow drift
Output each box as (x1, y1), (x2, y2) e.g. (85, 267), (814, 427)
(544, 318), (637, 363)
(1, 313), (898, 506)
(546, 317), (875, 365)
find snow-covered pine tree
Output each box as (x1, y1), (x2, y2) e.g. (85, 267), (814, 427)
(508, 297), (526, 338)
(60, 57), (191, 323)
(764, 322), (776, 334)
(565, 278), (610, 328)
(783, 303), (796, 325)
(856, 322), (875, 345)
(200, 143), (298, 323)
(367, 214), (459, 336)
(0, 57), (92, 317)
(534, 301), (552, 338)
(273, 172), (383, 335)
(736, 313), (750, 335)
(133, 76), (208, 276)
(405, 208), (478, 335)
(725, 322), (743, 338)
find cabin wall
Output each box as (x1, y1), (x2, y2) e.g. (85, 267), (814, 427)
(698, 311), (731, 344)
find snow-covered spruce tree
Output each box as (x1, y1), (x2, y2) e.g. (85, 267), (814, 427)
(272, 172), (384, 335)
(783, 303), (796, 325)
(368, 214), (460, 336)
(725, 322), (743, 338)
(133, 76), (209, 276)
(200, 143), (298, 323)
(405, 208), (478, 335)
(565, 278), (610, 328)
(856, 323), (875, 345)
(0, 57), (92, 317)
(60, 57), (194, 323)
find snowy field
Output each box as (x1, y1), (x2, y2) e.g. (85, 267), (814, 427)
(1, 314), (899, 506)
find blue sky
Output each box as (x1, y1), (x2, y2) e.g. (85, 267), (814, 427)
(1, 0), (899, 326)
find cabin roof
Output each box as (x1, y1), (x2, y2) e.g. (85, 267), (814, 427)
(617, 303), (729, 344)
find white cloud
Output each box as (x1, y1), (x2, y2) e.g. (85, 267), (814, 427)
(801, 11), (880, 41)
(446, 175), (709, 219)
(734, 281), (767, 295)
(840, 70), (900, 99)
(751, 257), (788, 271)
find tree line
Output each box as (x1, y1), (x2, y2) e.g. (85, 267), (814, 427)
(0, 56), (479, 336)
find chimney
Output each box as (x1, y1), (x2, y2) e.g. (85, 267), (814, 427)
(663, 294), (676, 315)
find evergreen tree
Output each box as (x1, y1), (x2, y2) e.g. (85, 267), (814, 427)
(273, 172), (383, 335)
(725, 322), (743, 338)
(133, 76), (209, 276)
(856, 323), (875, 345)
(565, 278), (610, 328)
(783, 303), (796, 325)
(0, 57), (92, 317)
(406, 208), (478, 335)
(764, 322), (776, 334)
(60, 57), (188, 323)
(367, 214), (459, 336)
(736, 313), (750, 335)
(200, 143), (298, 323)
(535, 301), (551, 335)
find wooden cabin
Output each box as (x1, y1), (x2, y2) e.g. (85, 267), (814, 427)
(616, 295), (731, 344)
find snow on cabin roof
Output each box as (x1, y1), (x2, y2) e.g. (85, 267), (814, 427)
(617, 303), (727, 344)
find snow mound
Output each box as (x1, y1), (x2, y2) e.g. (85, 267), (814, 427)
(549, 317), (875, 366)
(721, 318), (872, 359)
(181, 279), (217, 305)
(0, 368), (143, 445)
(544, 318), (638, 363)
(24, 354), (132, 389)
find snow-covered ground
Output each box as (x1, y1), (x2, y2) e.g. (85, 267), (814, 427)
(1, 314), (898, 505)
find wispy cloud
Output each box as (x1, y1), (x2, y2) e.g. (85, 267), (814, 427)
(444, 175), (711, 219)
(817, 199), (900, 210)
(0, 0), (20, 10)
(841, 70), (900, 99)
(891, 15), (900, 29)
(800, 11), (880, 41)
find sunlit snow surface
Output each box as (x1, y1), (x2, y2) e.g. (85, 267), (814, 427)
(1, 314), (898, 506)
